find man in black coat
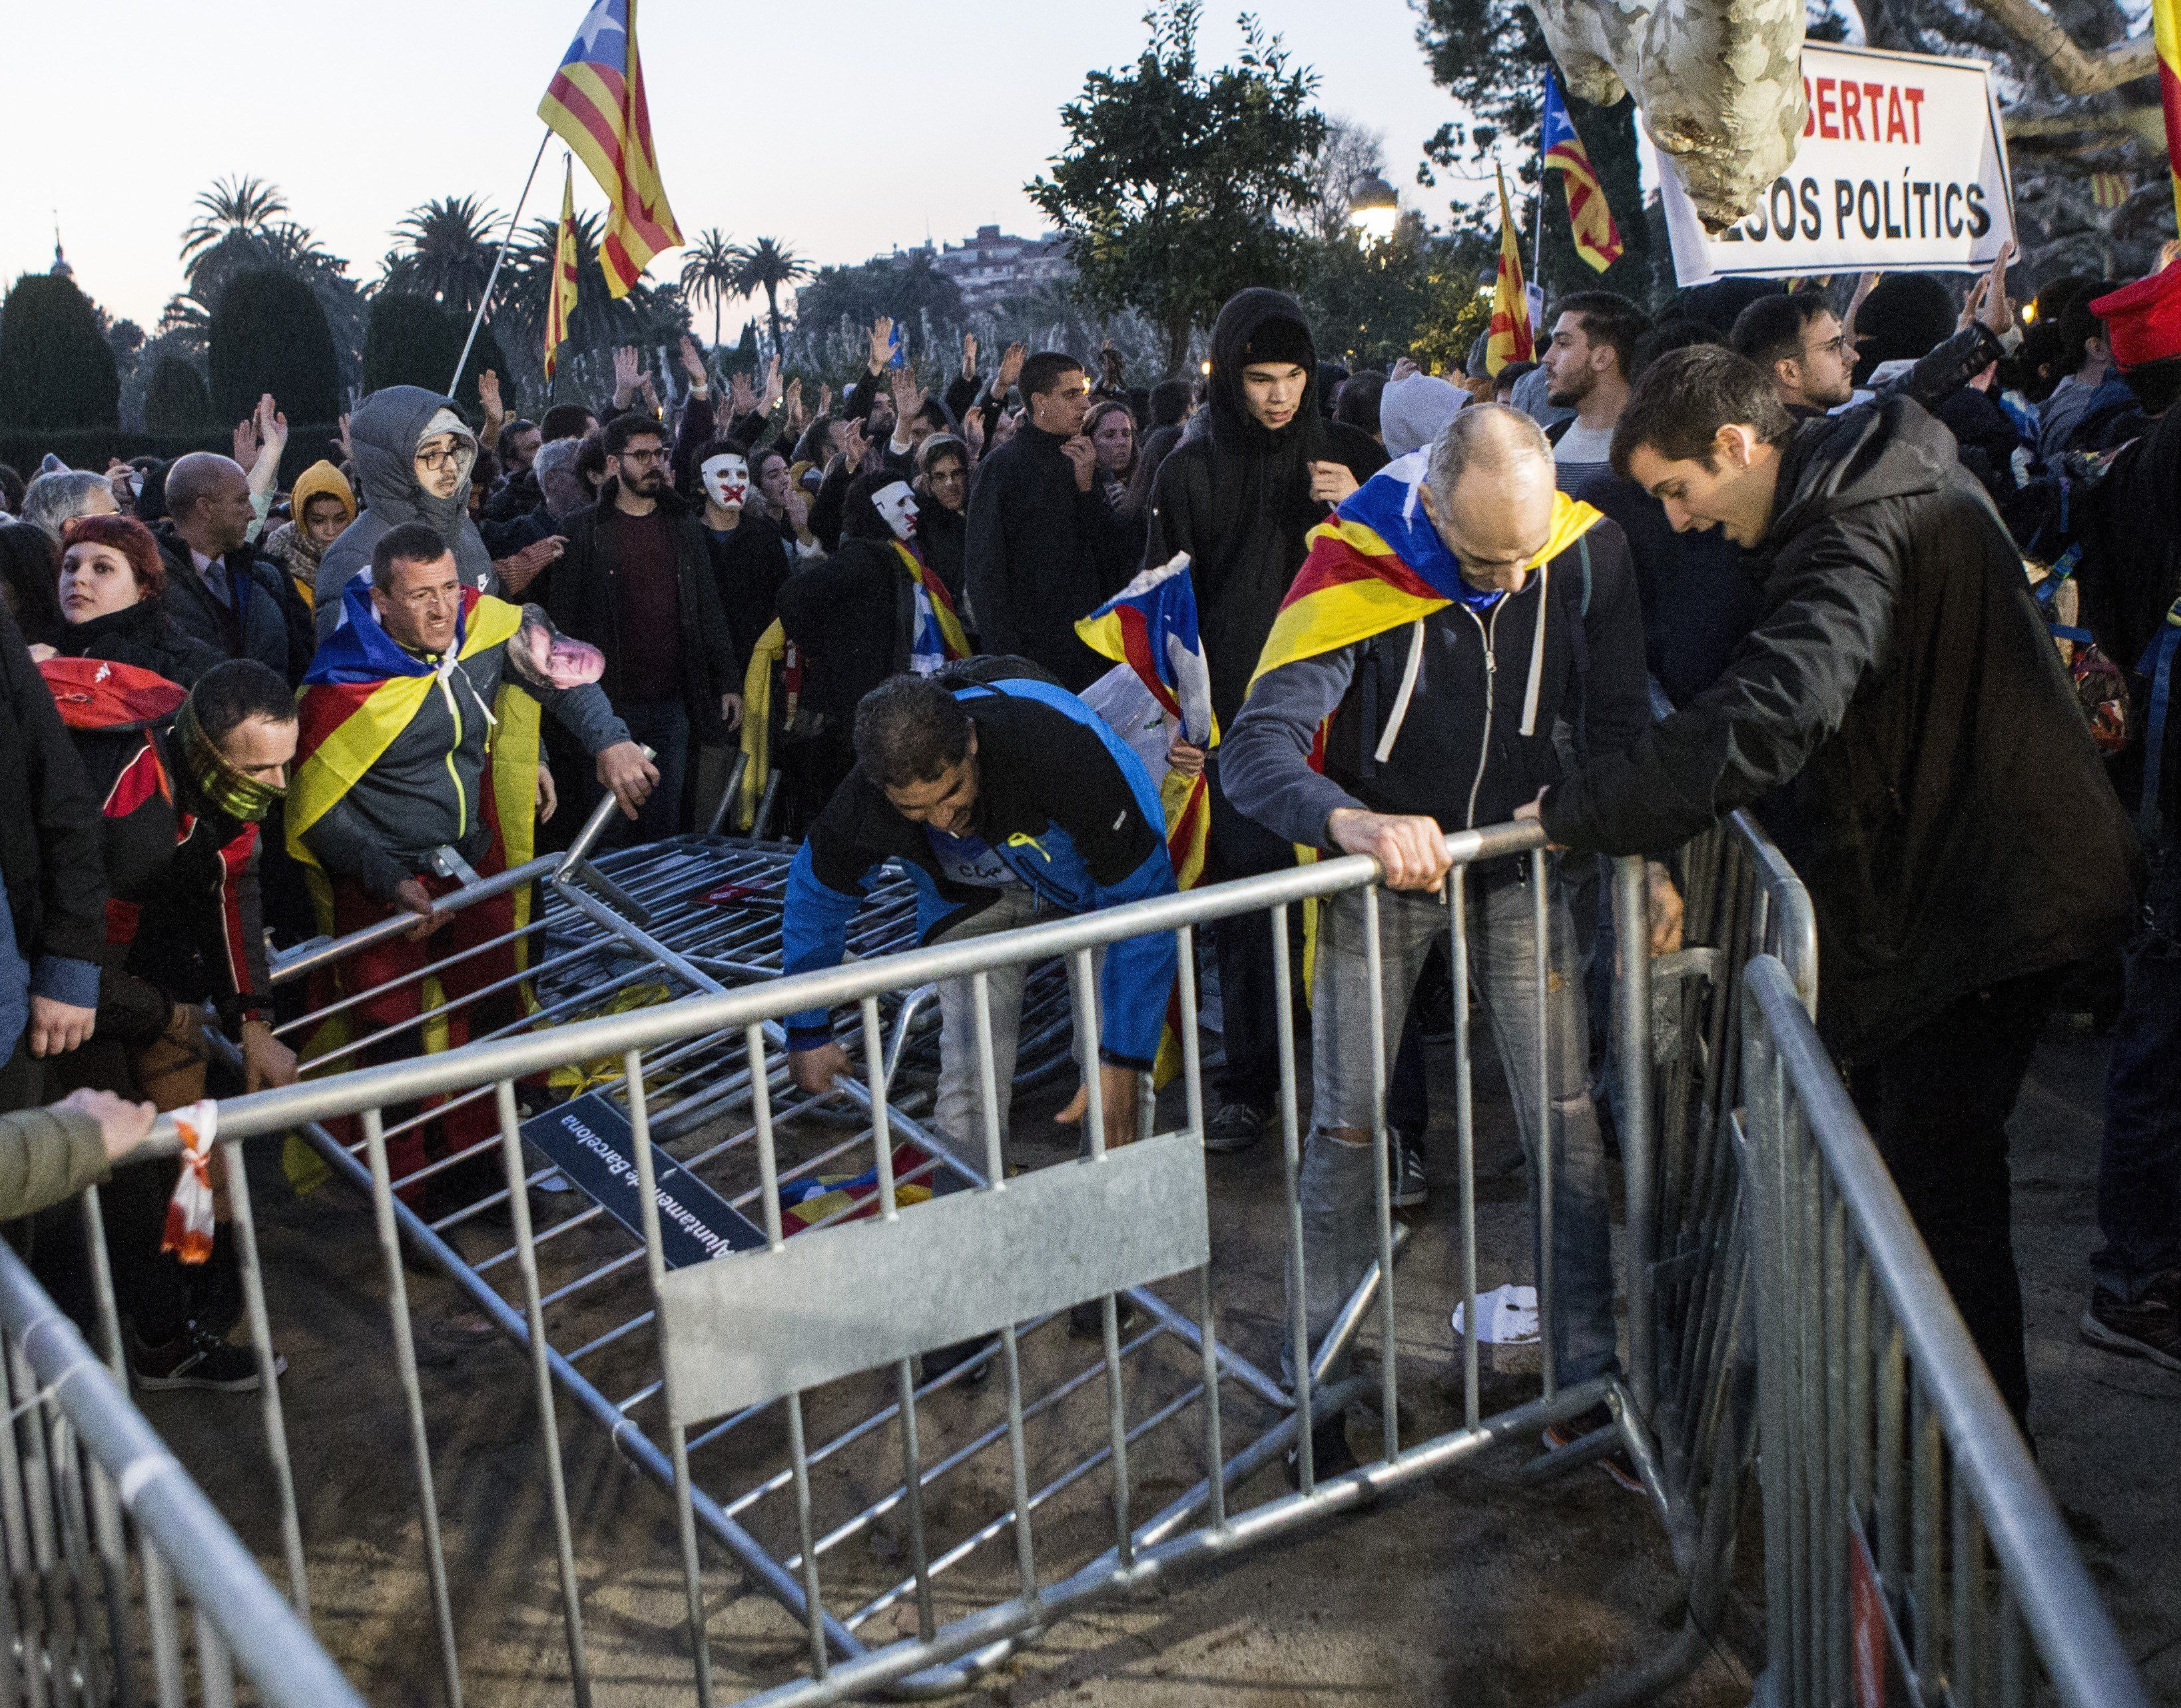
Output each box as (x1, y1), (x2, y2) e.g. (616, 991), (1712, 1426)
(546, 415), (741, 846)
(1528, 345), (2139, 1424)
(155, 453), (312, 685)
(0, 605), (106, 1111)
(964, 352), (1135, 690)
(1140, 288), (1383, 1151)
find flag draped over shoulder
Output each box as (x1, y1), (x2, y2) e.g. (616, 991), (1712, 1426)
(539, 0), (681, 296)
(1488, 166), (1534, 375)
(893, 539), (970, 671)
(1542, 70), (1624, 273)
(544, 157), (579, 379)
(1077, 555), (1219, 1085)
(1252, 462), (1604, 693)
(286, 584), (537, 906)
(2156, 0), (2181, 229)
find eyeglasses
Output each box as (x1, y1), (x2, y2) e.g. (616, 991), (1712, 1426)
(414, 447), (468, 472)
(617, 447), (667, 464)
(1799, 333), (1851, 360)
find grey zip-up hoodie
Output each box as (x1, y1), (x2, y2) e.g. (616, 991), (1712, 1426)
(300, 615), (629, 901)
(315, 386), (497, 639)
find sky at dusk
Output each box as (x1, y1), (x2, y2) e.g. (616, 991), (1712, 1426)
(2, 1), (1501, 334)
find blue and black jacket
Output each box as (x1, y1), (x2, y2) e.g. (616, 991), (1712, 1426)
(782, 677), (1177, 1068)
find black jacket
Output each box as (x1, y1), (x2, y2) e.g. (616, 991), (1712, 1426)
(50, 597), (224, 688)
(547, 482), (740, 742)
(0, 608), (107, 978)
(151, 523), (312, 684)
(703, 513), (797, 676)
(1542, 397), (2139, 1062)
(1143, 289), (1386, 729)
(774, 538), (920, 730)
(964, 424), (1135, 691)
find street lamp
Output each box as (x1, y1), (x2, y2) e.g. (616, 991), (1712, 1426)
(1348, 173), (1400, 244)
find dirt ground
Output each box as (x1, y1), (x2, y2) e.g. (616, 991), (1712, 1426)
(146, 1013), (2177, 1707)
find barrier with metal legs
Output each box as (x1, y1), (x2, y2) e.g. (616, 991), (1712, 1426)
(1739, 954), (2152, 1708)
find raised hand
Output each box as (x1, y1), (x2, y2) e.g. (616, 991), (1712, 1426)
(784, 377), (806, 436)
(336, 412), (354, 461)
(962, 329), (979, 377)
(963, 406), (986, 452)
(888, 364), (926, 431)
(679, 332), (708, 387)
(232, 416), (259, 469)
(729, 370), (759, 418)
(868, 315), (896, 374)
(1976, 239), (2018, 337)
(255, 392), (288, 456)
(842, 418), (868, 474)
(995, 340), (1026, 396)
(762, 352), (784, 412)
(477, 368), (505, 427)
(611, 344), (641, 406)
(817, 382), (834, 418)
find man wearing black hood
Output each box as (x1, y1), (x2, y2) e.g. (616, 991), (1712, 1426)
(1141, 288), (1382, 1151)
(1528, 346), (2139, 1426)
(964, 352), (1134, 689)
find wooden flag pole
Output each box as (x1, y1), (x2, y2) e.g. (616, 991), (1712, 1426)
(450, 128), (555, 399)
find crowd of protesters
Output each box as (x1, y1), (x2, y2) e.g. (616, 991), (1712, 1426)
(0, 234), (2174, 1440)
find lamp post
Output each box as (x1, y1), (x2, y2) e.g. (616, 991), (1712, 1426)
(1347, 173), (1400, 244)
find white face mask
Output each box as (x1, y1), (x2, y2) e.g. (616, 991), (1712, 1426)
(701, 452), (750, 510)
(871, 479), (920, 543)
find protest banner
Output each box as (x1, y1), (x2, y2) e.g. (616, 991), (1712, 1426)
(1656, 41), (2015, 285)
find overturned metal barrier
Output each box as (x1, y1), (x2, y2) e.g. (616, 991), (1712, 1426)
(1740, 956), (2152, 1708)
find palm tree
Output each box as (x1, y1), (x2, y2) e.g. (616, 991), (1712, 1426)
(730, 237), (811, 360)
(679, 228), (741, 351)
(384, 195), (503, 318)
(180, 176), (289, 264)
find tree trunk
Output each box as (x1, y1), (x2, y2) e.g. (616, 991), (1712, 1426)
(1165, 315), (1192, 377)
(765, 286), (785, 361)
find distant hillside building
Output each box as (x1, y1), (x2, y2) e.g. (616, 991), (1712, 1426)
(930, 226), (1074, 310)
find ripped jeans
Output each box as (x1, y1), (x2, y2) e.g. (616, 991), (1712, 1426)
(1294, 868), (1620, 1388)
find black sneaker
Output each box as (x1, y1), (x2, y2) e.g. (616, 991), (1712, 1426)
(2080, 1275), (2181, 1374)
(130, 1322), (285, 1394)
(920, 1335), (998, 1387)
(1069, 1296), (1140, 1338)
(1390, 1135), (1426, 1210)
(1203, 1101), (1266, 1154)
(1285, 1412), (1361, 1488)
(1542, 1402), (1642, 1493)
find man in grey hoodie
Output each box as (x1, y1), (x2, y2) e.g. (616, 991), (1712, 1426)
(314, 386), (498, 639)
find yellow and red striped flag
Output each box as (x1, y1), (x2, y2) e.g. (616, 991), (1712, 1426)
(543, 158), (579, 380)
(1542, 70), (1624, 272)
(537, 0), (681, 298)
(1486, 166), (1534, 376)
(2090, 171), (2132, 211)
(2158, 0), (2181, 228)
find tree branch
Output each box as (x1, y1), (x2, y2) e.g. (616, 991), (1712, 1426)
(1957, 0), (2154, 93)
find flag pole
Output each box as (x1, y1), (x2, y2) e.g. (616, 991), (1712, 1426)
(450, 127), (554, 398)
(1531, 82), (1548, 299)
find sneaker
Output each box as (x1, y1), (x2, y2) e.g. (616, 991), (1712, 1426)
(1069, 1296), (1141, 1338)
(1285, 1412), (1361, 1488)
(1542, 1402), (1643, 1494)
(2080, 1275), (2181, 1374)
(1390, 1135), (1426, 1210)
(1203, 1101), (1266, 1154)
(920, 1335), (998, 1387)
(130, 1322), (284, 1394)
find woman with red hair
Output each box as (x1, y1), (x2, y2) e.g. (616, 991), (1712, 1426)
(41, 514), (219, 685)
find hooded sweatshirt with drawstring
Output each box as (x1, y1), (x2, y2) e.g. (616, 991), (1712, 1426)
(314, 386), (496, 639)
(1143, 289), (1385, 731)
(1221, 450), (1647, 855)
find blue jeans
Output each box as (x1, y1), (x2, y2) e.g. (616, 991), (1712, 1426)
(2092, 837), (2181, 1304)
(1295, 869), (1620, 1388)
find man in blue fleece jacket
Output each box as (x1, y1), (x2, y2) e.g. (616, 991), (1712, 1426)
(783, 671), (1177, 1155)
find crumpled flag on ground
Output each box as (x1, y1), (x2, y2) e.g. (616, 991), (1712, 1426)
(782, 1145), (934, 1234)
(543, 981), (677, 1098)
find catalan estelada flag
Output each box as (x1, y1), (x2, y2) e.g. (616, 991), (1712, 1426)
(2155, 0), (2181, 230)
(544, 156), (579, 380)
(1251, 461), (1604, 699)
(782, 1147), (935, 1235)
(538, 0), (681, 297)
(287, 583), (541, 932)
(1542, 70), (1624, 273)
(1077, 554), (1219, 1084)
(894, 540), (970, 671)
(1487, 166), (1534, 376)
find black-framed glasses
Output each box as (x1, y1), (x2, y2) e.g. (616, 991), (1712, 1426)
(414, 447), (469, 472)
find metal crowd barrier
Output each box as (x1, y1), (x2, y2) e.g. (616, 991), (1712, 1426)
(69, 783), (2142, 1705)
(1739, 956), (2153, 1708)
(0, 1226), (362, 1708)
